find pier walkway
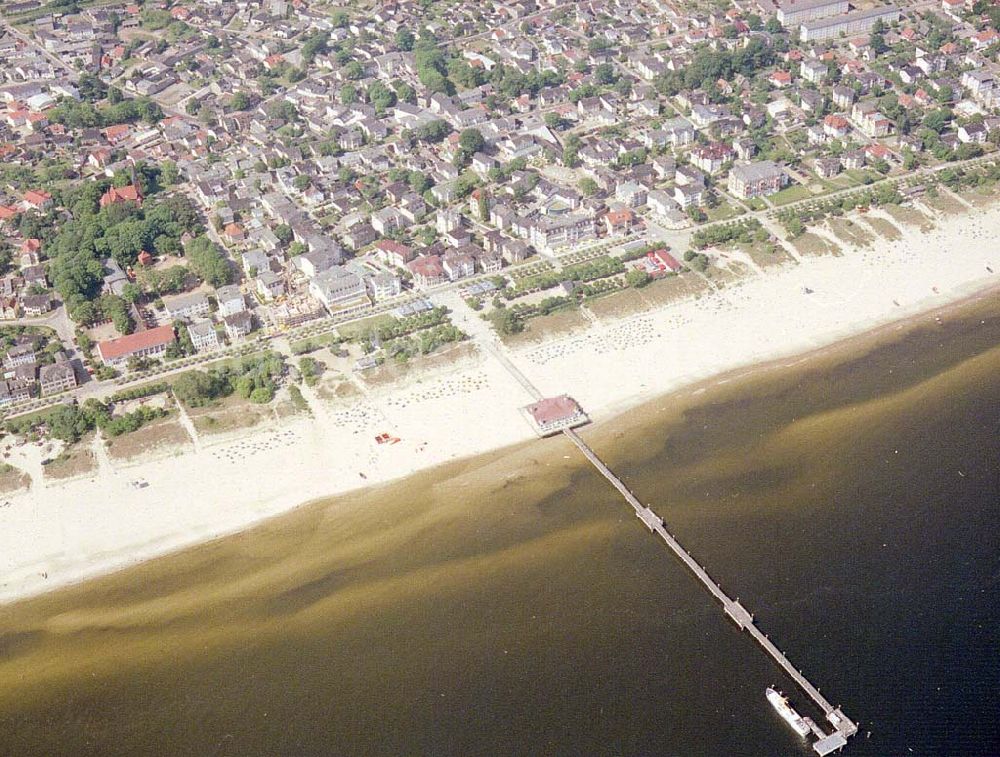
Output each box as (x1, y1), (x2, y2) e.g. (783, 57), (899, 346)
(563, 428), (857, 754)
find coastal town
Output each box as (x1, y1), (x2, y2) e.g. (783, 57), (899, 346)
(0, 0), (999, 477)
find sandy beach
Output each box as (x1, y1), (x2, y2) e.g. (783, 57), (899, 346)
(1, 199), (997, 606)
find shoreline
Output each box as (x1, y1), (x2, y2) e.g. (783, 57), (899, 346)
(1, 202), (998, 608)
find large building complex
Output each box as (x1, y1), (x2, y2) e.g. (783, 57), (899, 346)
(776, 0), (849, 26)
(799, 6), (900, 41)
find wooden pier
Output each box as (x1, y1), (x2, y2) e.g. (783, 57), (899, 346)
(563, 428), (857, 754)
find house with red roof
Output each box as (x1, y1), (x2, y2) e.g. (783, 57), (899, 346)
(768, 70), (792, 89)
(97, 325), (176, 368)
(603, 208), (637, 236)
(373, 239), (415, 267)
(823, 114), (852, 139)
(223, 222), (245, 243)
(100, 184), (143, 208)
(407, 255), (447, 289)
(972, 29), (1000, 51)
(651, 249), (682, 273)
(22, 190), (52, 211)
(102, 124), (132, 145)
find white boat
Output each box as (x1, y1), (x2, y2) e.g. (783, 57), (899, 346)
(766, 687), (810, 737)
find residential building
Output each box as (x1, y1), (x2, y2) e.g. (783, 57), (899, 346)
(0, 379), (32, 406)
(39, 358), (76, 396)
(615, 181), (647, 207)
(223, 311), (254, 341)
(528, 213), (596, 253)
(309, 267), (367, 310)
(187, 320), (221, 352)
(100, 184), (143, 209)
(407, 255), (448, 289)
(442, 253), (476, 281)
(256, 271), (286, 301)
(690, 143), (734, 173)
(20, 294), (51, 316)
(163, 291), (210, 320)
(367, 272), (402, 300)
(215, 285), (246, 317)
(728, 161), (788, 199)
(801, 59), (828, 84)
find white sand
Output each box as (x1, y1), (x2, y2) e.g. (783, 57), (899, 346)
(1, 201), (997, 605)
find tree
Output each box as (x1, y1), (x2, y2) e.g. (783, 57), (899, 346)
(955, 143), (984, 161)
(395, 28), (415, 51)
(274, 224), (293, 244)
(764, 17), (782, 34)
(339, 82), (358, 105)
(578, 177), (599, 196)
(393, 80), (416, 104)
(160, 160), (180, 186)
(544, 112), (567, 131)
(367, 81), (397, 114)
(487, 306), (523, 335)
(101, 294), (133, 335)
(301, 31), (329, 62)
(230, 90), (253, 111)
(172, 370), (223, 407)
(563, 134), (581, 167)
(626, 268), (652, 288)
(185, 236), (232, 287)
(458, 128), (485, 155)
(922, 109), (951, 134)
(265, 100), (298, 123)
(594, 62), (616, 85)
(415, 119), (451, 143)
(870, 30), (888, 56)
(121, 282), (142, 304)
(342, 61), (364, 80)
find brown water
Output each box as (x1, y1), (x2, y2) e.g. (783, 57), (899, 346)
(1, 292), (999, 756)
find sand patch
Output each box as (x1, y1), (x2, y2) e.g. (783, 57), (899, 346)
(105, 420), (192, 461)
(827, 217), (875, 248)
(791, 232), (841, 257)
(0, 464), (30, 494)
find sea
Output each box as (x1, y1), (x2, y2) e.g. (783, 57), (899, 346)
(0, 291), (998, 757)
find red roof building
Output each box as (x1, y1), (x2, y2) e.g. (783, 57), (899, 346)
(100, 184), (143, 208)
(523, 395), (588, 436)
(373, 239), (415, 265)
(23, 189), (52, 210)
(97, 325), (175, 367)
(650, 249), (682, 273)
(407, 255), (447, 289)
(768, 70), (792, 88)
(604, 208), (637, 236)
